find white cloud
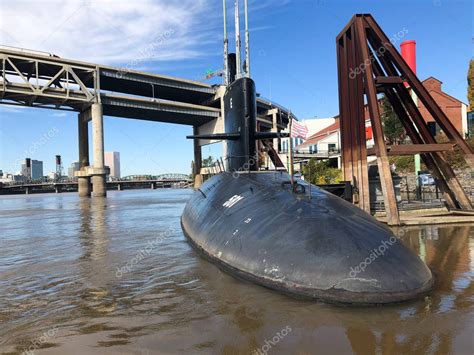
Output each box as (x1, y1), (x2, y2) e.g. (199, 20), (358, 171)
(0, 105), (34, 114)
(0, 0), (216, 65)
(50, 112), (68, 117)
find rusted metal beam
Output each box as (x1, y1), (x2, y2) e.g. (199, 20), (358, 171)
(366, 44), (460, 210)
(351, 22), (371, 213)
(345, 25), (360, 208)
(337, 33), (353, 182)
(367, 144), (455, 156)
(364, 27), (472, 210)
(386, 92), (459, 209)
(375, 76), (404, 85)
(354, 16), (400, 225)
(364, 14), (474, 168)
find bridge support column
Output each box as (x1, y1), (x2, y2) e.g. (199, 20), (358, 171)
(78, 178), (90, 197)
(91, 103), (107, 197)
(270, 109), (279, 153)
(77, 111), (91, 197)
(193, 125), (202, 188)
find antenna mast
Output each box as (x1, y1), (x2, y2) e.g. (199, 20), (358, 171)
(244, 0), (250, 78)
(223, 0), (229, 85)
(234, 0), (242, 79)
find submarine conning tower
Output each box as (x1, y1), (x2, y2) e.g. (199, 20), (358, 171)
(224, 77), (258, 172)
(187, 0), (286, 173)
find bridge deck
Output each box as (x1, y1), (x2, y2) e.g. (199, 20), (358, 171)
(0, 46), (292, 128)
(0, 47), (218, 123)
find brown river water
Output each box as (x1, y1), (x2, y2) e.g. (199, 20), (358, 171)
(0, 189), (473, 355)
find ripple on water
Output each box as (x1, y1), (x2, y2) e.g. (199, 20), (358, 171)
(0, 190), (473, 354)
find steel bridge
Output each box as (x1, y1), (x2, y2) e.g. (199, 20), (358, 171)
(0, 176), (191, 195)
(0, 46), (292, 197)
(120, 174), (191, 181)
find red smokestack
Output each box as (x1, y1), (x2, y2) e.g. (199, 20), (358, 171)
(400, 40), (416, 74)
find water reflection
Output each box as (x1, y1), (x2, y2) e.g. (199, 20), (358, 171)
(0, 191), (472, 354)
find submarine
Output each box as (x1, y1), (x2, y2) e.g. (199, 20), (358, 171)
(182, 2), (433, 304)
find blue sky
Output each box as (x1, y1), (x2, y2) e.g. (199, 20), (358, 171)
(0, 0), (472, 176)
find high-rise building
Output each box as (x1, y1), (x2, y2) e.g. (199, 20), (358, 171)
(21, 159), (43, 180)
(68, 161), (80, 179)
(105, 151), (120, 179)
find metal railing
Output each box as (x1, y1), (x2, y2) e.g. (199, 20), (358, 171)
(279, 149), (341, 158)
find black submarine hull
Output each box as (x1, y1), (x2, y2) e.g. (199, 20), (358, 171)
(183, 76), (432, 304)
(181, 172), (433, 304)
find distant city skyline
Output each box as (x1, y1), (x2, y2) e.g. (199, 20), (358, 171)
(0, 0), (471, 175)
(21, 159), (43, 180)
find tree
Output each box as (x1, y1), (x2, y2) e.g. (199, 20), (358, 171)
(302, 159), (342, 185)
(202, 156), (214, 167)
(437, 133), (474, 170)
(468, 59), (474, 109)
(381, 95), (406, 145)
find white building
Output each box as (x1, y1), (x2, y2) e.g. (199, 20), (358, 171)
(295, 118), (376, 168)
(105, 151), (121, 179)
(0, 173), (27, 183)
(68, 161), (80, 179)
(277, 117), (336, 171)
(279, 117), (336, 153)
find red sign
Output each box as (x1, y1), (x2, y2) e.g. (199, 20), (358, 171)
(365, 127), (373, 140)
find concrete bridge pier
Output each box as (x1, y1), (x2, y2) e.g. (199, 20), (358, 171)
(75, 103), (108, 197)
(193, 125), (203, 189)
(91, 103), (107, 197)
(77, 110), (91, 197)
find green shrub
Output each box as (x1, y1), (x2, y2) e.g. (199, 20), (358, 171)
(302, 159), (342, 185)
(389, 155), (415, 173)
